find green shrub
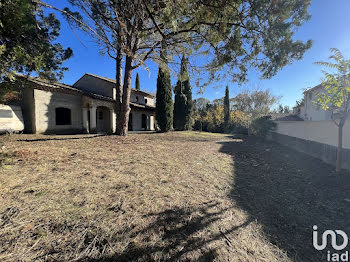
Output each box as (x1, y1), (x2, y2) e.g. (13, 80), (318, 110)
(250, 116), (276, 137)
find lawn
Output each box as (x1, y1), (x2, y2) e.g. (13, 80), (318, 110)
(0, 132), (349, 261)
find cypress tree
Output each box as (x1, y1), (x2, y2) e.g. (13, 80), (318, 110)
(174, 56), (193, 130)
(156, 43), (173, 132)
(135, 72), (140, 90)
(224, 85), (230, 130)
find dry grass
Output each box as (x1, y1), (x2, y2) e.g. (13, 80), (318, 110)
(0, 131), (348, 261)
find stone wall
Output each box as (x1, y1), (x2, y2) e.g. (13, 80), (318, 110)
(34, 89), (83, 134)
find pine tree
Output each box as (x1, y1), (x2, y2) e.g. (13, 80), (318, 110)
(224, 85), (230, 130)
(135, 73), (140, 90)
(174, 56), (193, 130)
(156, 44), (173, 132)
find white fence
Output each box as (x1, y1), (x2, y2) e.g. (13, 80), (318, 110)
(270, 119), (350, 171)
(273, 119), (350, 150)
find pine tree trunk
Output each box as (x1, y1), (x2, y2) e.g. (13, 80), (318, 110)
(336, 122), (344, 172)
(115, 46), (123, 135)
(118, 55), (133, 136)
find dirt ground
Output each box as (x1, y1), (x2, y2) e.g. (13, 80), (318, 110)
(0, 132), (349, 261)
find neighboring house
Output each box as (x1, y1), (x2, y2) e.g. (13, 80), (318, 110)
(269, 83), (350, 171)
(1, 73), (156, 134)
(301, 84), (332, 121)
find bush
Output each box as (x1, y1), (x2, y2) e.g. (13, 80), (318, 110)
(250, 116), (276, 137)
(231, 124), (248, 135)
(193, 119), (202, 131)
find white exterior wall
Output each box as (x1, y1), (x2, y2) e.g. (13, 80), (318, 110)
(74, 74), (114, 98)
(130, 109), (155, 131)
(34, 89), (83, 133)
(130, 93), (155, 107)
(303, 88), (332, 121)
(0, 104), (24, 133)
(274, 120), (350, 149)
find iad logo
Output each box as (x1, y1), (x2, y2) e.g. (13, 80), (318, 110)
(313, 225), (349, 261)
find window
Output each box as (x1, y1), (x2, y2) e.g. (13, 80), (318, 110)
(55, 107), (71, 125)
(99, 111), (103, 120)
(136, 96), (139, 102)
(0, 109), (13, 118)
(145, 98), (148, 104)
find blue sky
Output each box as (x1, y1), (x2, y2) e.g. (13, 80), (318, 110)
(48, 0), (350, 108)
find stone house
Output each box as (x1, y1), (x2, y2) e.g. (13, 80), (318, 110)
(11, 73), (156, 134)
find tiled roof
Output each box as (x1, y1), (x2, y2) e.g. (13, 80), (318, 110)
(15, 74), (156, 110)
(16, 74), (115, 103)
(83, 73), (156, 98)
(130, 102), (155, 110)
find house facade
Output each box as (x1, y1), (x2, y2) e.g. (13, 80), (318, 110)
(293, 84), (332, 121)
(11, 73), (156, 134)
(270, 83), (350, 171)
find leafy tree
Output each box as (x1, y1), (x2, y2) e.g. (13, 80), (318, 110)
(296, 98), (305, 107)
(173, 56), (192, 130)
(230, 110), (250, 134)
(283, 105), (291, 113)
(193, 97), (210, 131)
(250, 116), (277, 137)
(224, 85), (230, 129)
(314, 48), (350, 172)
(135, 72), (140, 91)
(194, 98), (210, 111)
(0, 0), (72, 81)
(212, 98), (224, 106)
(278, 104), (290, 113)
(203, 104), (224, 133)
(43, 0), (311, 135)
(233, 90), (279, 118)
(156, 44), (173, 132)
(278, 104), (284, 113)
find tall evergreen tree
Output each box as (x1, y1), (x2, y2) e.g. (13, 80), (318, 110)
(184, 74), (193, 130)
(135, 73), (140, 91)
(156, 44), (173, 132)
(224, 85), (230, 129)
(174, 56), (193, 130)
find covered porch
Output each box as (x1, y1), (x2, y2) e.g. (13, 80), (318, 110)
(128, 103), (156, 131)
(82, 96), (116, 134)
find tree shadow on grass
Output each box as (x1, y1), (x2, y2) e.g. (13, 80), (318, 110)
(81, 201), (252, 262)
(219, 135), (350, 261)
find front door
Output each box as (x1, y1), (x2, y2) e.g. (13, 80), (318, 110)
(142, 114), (147, 130)
(87, 110), (91, 133)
